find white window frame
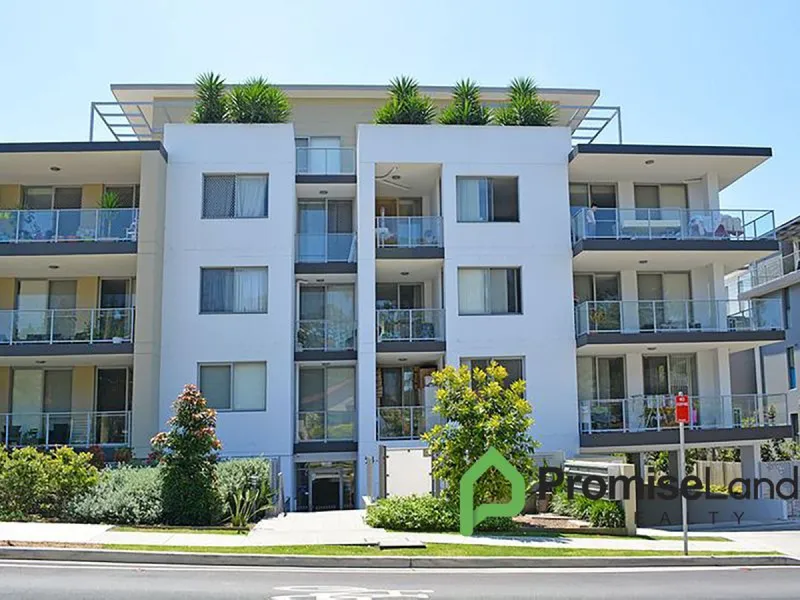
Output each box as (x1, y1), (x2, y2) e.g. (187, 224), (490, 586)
(197, 362), (267, 412)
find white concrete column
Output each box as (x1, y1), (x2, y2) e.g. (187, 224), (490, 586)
(704, 172), (720, 210)
(356, 160), (378, 505)
(626, 353), (644, 397)
(754, 347), (764, 395)
(717, 347), (733, 427)
(620, 269), (639, 332)
(711, 262), (728, 331)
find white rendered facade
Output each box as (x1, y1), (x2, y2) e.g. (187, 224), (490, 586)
(0, 82), (789, 512)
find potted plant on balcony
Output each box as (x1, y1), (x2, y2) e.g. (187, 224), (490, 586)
(97, 191), (120, 240)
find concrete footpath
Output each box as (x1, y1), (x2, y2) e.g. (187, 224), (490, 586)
(0, 510), (782, 554)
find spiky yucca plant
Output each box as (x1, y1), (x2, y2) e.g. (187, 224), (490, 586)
(438, 79), (492, 125)
(189, 72), (227, 124)
(494, 77), (558, 126)
(225, 77), (292, 124)
(374, 75), (436, 124)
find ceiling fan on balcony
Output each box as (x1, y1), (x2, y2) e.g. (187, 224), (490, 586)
(376, 166), (411, 191)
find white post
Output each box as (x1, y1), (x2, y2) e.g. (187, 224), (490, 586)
(679, 421), (688, 556)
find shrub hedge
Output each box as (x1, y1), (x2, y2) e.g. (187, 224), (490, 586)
(550, 488), (626, 528)
(365, 495), (517, 533)
(66, 465), (163, 525)
(0, 447), (98, 521)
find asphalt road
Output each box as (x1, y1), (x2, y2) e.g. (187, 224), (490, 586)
(2, 561), (800, 599)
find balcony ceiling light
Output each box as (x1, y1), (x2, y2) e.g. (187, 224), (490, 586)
(646, 347), (657, 351)
(35, 360), (46, 364)
(644, 159), (655, 165)
(398, 358), (408, 362)
(400, 271), (410, 276)
(638, 260), (648, 264)
(49, 165), (61, 172)
(319, 189), (328, 195)
(48, 265), (59, 269)
(391, 174), (401, 180)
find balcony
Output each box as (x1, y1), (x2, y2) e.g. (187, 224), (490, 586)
(377, 406), (428, 441)
(579, 394), (791, 450)
(295, 319), (356, 360)
(574, 299), (784, 347)
(375, 216), (443, 259)
(570, 208), (778, 262)
(0, 308), (134, 356)
(295, 147), (355, 180)
(737, 249), (800, 299)
(2, 410), (130, 448)
(295, 233), (357, 272)
(297, 410), (355, 443)
(0, 209), (138, 255)
(376, 308), (445, 352)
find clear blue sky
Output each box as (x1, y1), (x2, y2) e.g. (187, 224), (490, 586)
(2, 0), (798, 224)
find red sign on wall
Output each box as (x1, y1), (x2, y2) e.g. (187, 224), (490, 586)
(675, 393), (690, 424)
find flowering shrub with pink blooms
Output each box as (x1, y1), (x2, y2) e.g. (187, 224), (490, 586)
(151, 384), (224, 524)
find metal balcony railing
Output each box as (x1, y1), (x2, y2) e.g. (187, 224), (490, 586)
(1, 410), (131, 448)
(295, 233), (357, 263)
(296, 147), (355, 175)
(0, 209), (138, 243)
(375, 216), (443, 248)
(295, 320), (356, 352)
(376, 309), (445, 342)
(571, 208), (775, 243)
(579, 394), (788, 434)
(0, 308), (134, 345)
(574, 299), (783, 337)
(296, 410), (356, 442)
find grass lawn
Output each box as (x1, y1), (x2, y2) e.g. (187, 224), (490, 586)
(485, 531), (731, 543)
(103, 543), (771, 558)
(111, 526), (246, 536)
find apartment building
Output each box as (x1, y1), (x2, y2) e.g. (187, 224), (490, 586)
(0, 82), (790, 512)
(731, 215), (800, 431)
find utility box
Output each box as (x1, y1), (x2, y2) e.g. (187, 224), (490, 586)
(379, 446), (433, 498)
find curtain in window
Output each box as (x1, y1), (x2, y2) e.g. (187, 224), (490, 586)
(233, 363), (266, 410)
(199, 365), (231, 410)
(489, 269), (510, 314)
(457, 178), (488, 222)
(235, 176), (267, 217)
(234, 268), (268, 313)
(576, 357), (596, 401)
(201, 269), (234, 312)
(458, 269), (487, 314)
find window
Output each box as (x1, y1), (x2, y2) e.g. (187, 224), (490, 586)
(456, 177), (519, 222)
(200, 268), (268, 314)
(22, 186), (82, 209)
(634, 184), (688, 209)
(202, 175), (268, 218)
(104, 185), (139, 208)
(458, 267), (521, 315)
(298, 366), (356, 441)
(462, 357), (524, 388)
(789, 348), (797, 390)
(375, 283), (423, 310)
(199, 362), (266, 411)
(576, 356), (626, 400)
(569, 184), (617, 212)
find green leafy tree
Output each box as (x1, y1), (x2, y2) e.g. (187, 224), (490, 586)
(494, 77), (558, 126)
(224, 77), (291, 124)
(438, 79), (492, 125)
(423, 362), (538, 507)
(374, 76), (436, 124)
(761, 404), (800, 461)
(151, 384), (224, 525)
(189, 72), (227, 124)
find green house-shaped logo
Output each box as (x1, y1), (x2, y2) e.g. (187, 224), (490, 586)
(459, 447), (526, 536)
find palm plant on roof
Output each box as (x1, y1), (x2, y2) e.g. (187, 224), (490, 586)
(374, 76), (436, 125)
(438, 79), (492, 125)
(189, 72), (227, 124)
(494, 77), (558, 127)
(224, 77), (292, 124)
